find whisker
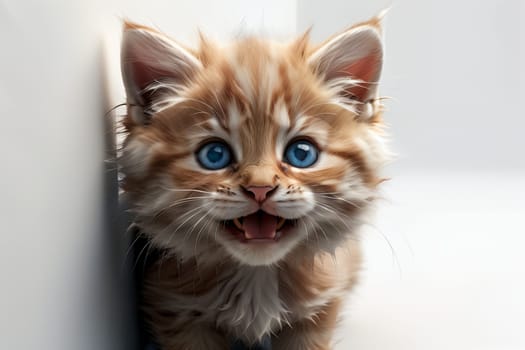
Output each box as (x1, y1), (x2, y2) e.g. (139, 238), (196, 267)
(157, 187), (215, 195)
(313, 202), (357, 231)
(152, 196), (216, 217)
(192, 205), (218, 256)
(122, 229), (144, 271)
(311, 199), (362, 240)
(316, 193), (366, 209)
(313, 199), (403, 276)
(163, 206), (209, 248)
(299, 219), (310, 244)
(303, 217), (323, 252)
(132, 238), (152, 273)
(359, 221), (403, 277)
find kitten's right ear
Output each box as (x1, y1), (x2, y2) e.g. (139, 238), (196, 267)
(121, 21), (202, 123)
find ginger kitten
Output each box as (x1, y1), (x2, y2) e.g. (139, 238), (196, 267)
(119, 15), (389, 350)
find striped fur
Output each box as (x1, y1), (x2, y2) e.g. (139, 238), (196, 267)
(120, 15), (390, 350)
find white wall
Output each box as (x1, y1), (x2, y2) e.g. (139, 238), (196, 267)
(1, 1), (136, 349)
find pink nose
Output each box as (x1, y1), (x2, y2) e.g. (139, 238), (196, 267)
(243, 186), (276, 203)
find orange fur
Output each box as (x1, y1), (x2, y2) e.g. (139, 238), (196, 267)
(120, 15), (389, 349)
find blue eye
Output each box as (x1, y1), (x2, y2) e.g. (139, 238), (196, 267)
(284, 140), (319, 168)
(196, 141), (232, 170)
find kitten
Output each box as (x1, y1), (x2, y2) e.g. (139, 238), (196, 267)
(119, 15), (389, 350)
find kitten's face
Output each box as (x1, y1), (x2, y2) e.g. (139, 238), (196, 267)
(120, 21), (388, 265)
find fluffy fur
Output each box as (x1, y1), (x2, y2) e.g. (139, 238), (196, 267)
(119, 15), (390, 350)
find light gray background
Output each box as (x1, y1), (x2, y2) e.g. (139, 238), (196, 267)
(299, 0), (525, 172)
(1, 1), (523, 349)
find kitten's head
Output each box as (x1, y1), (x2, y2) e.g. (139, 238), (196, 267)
(119, 18), (389, 266)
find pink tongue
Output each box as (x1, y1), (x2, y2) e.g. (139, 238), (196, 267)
(243, 211), (278, 240)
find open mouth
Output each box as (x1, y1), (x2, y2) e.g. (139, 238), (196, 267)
(223, 210), (296, 243)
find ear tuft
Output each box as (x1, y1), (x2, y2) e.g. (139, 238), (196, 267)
(291, 28), (312, 59)
(197, 31), (219, 67)
(121, 22), (202, 124)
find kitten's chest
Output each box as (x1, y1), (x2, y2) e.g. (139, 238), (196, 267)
(154, 264), (288, 342)
(202, 266), (286, 341)
(146, 256), (348, 342)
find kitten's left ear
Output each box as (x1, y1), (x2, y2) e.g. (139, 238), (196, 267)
(308, 18), (383, 119)
(121, 21), (202, 123)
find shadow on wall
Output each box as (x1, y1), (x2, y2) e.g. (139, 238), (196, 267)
(100, 43), (141, 350)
